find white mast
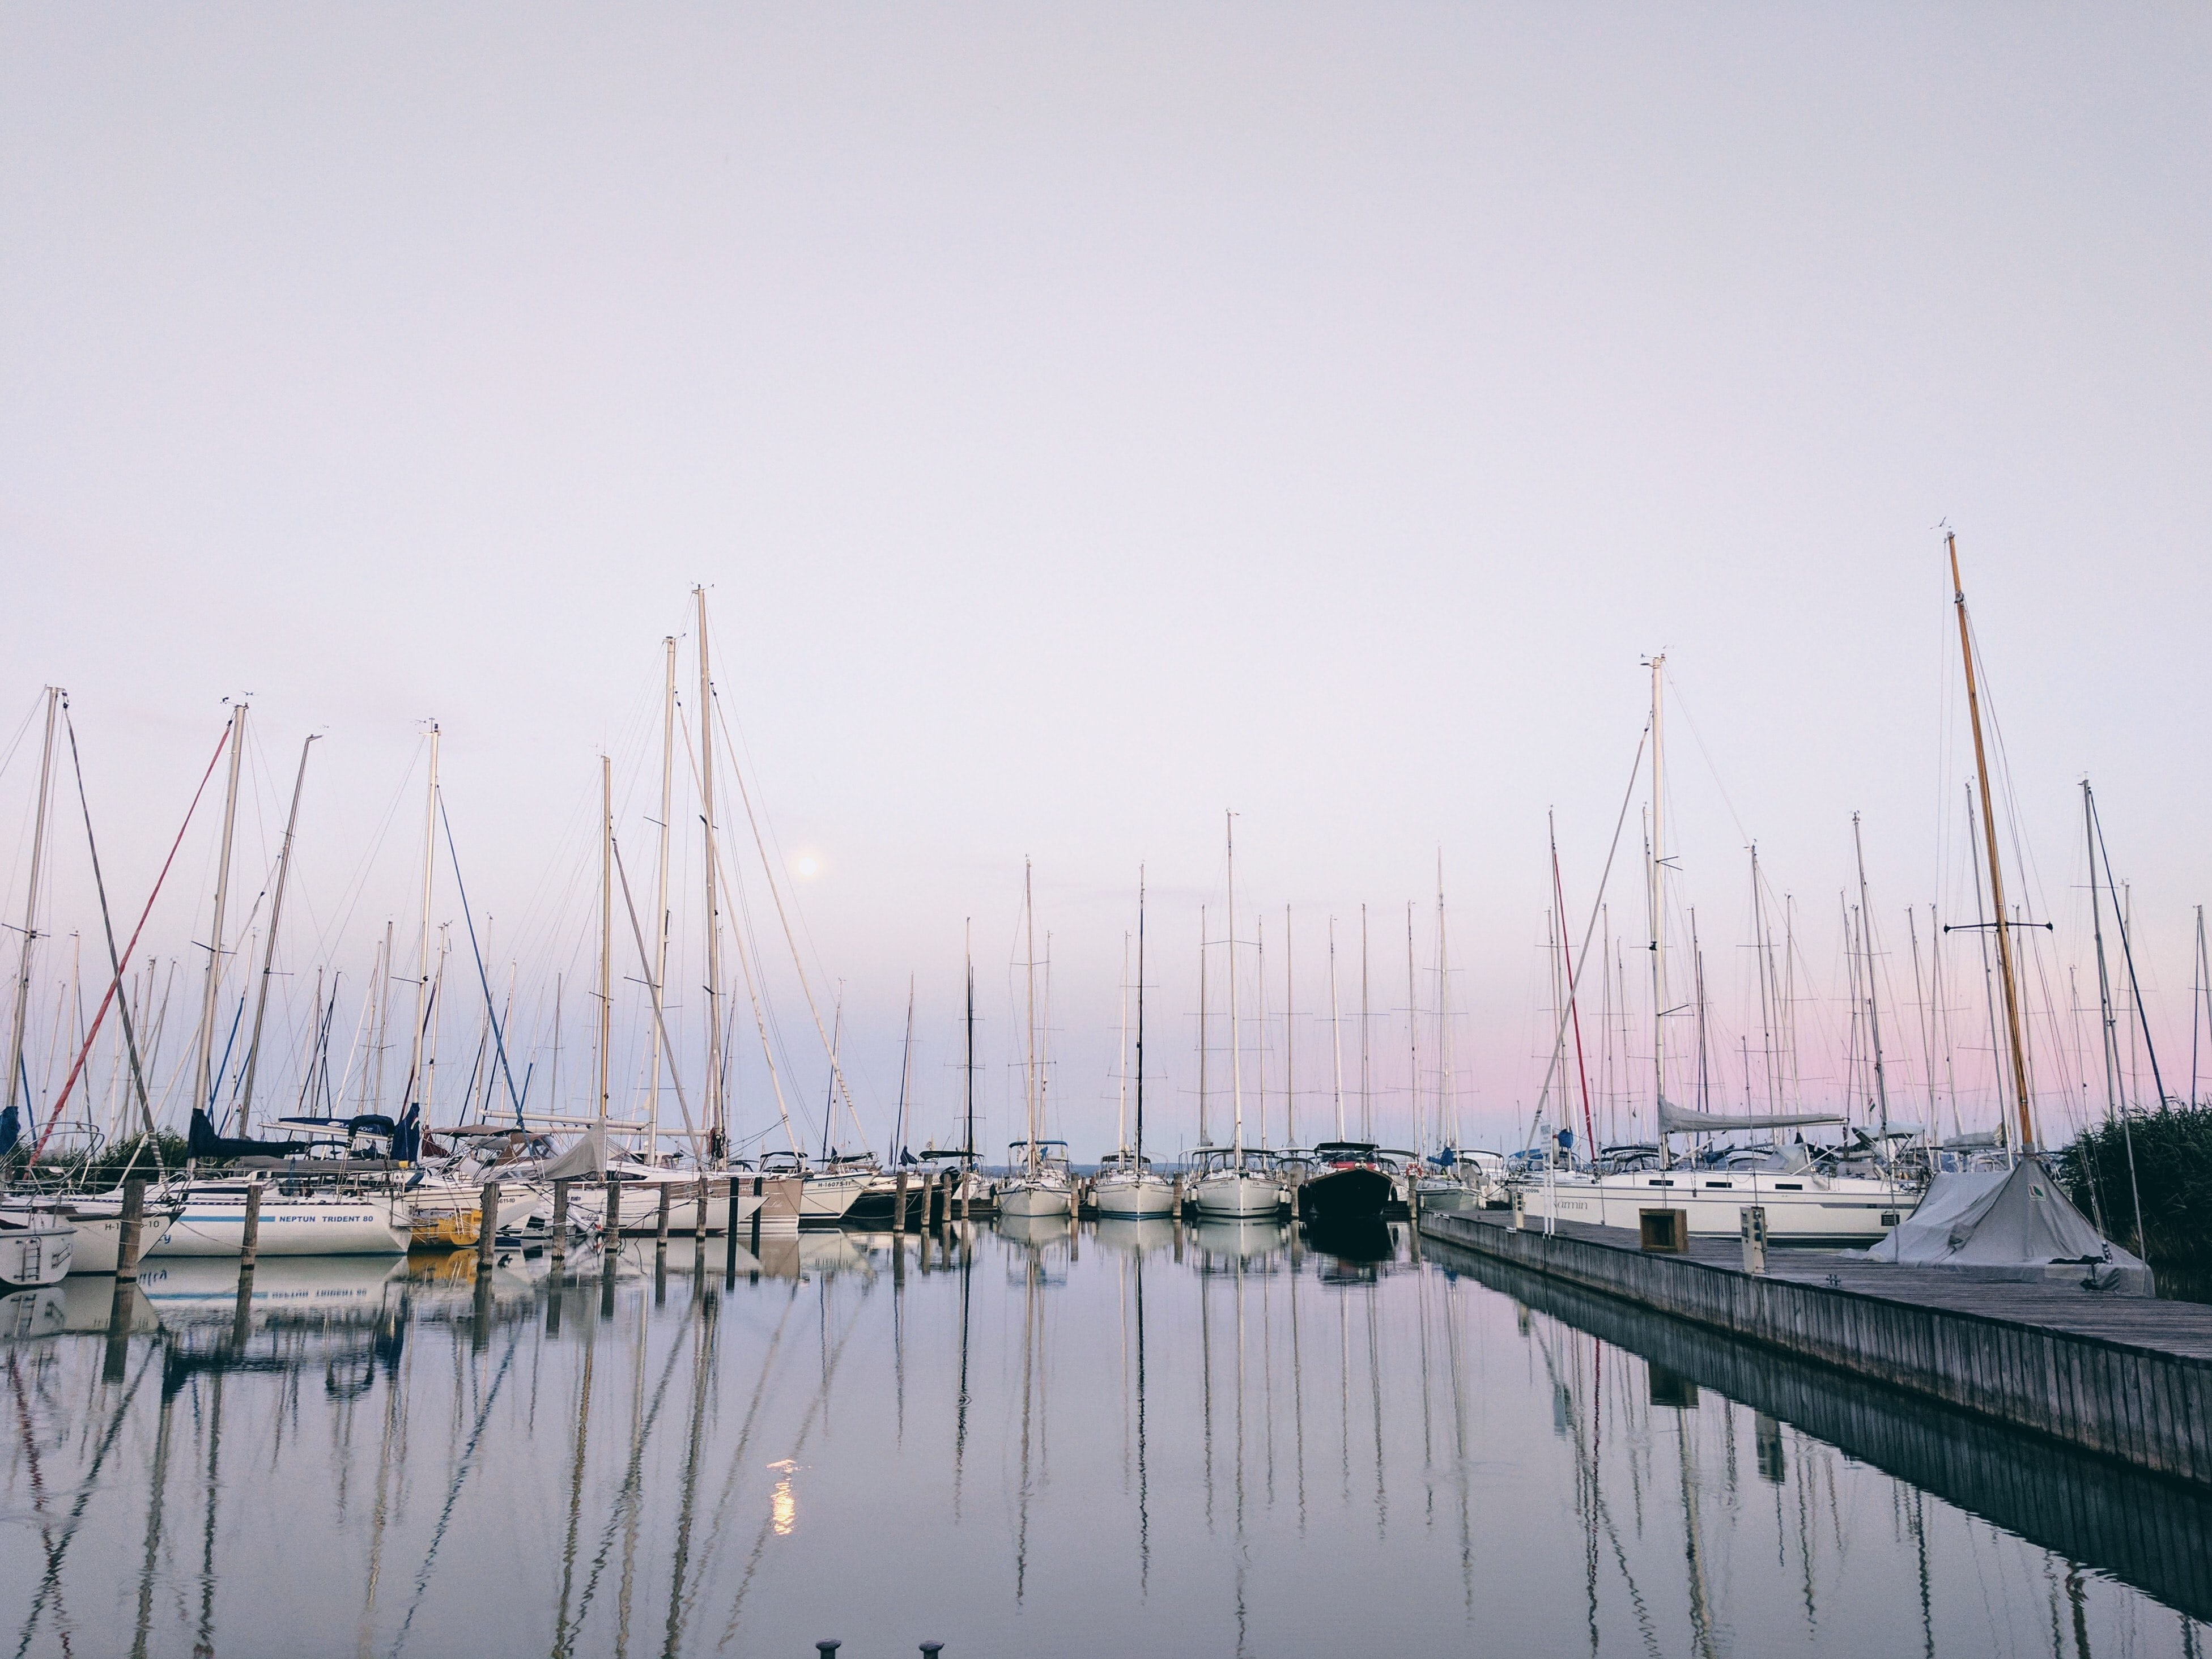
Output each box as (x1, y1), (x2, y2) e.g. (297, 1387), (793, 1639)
(1648, 657), (1668, 1164)
(405, 721), (437, 1125)
(1283, 904), (1294, 1148)
(1360, 904), (1370, 1139)
(1852, 813), (1891, 1138)
(1116, 930), (1130, 1154)
(4, 687), (60, 1122)
(1405, 901), (1418, 1154)
(196, 701), (249, 1120)
(1436, 852), (1453, 1151)
(240, 733), (317, 1138)
(1024, 858), (1040, 1175)
(649, 636), (676, 1154)
(598, 754), (612, 1136)
(696, 588), (725, 1159)
(1226, 811), (1243, 1159)
(1329, 916), (1345, 1139)
(1197, 904), (1208, 1146)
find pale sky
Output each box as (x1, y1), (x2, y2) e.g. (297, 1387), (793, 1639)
(5, 6), (2208, 1158)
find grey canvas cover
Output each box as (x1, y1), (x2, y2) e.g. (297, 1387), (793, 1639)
(1867, 1156), (2145, 1279)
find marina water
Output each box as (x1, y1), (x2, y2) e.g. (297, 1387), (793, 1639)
(2, 1220), (2202, 1657)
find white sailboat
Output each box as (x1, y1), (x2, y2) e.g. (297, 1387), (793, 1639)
(1096, 872), (1177, 1219)
(1001, 860), (1073, 1218)
(1518, 659), (1909, 1245)
(1192, 814), (1288, 1219)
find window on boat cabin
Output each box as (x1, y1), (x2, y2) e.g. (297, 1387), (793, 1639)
(1775, 1182), (1803, 1190)
(1647, 1178), (1674, 1186)
(1704, 1180), (1732, 1188)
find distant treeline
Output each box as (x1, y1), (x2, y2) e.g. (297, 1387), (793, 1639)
(2058, 1105), (2212, 1263)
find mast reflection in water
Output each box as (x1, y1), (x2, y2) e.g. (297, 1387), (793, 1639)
(0, 1223), (2204, 1656)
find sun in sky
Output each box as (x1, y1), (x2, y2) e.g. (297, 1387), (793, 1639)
(792, 851), (822, 880)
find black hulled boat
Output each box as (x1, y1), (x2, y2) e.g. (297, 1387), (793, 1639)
(1297, 1141), (1394, 1226)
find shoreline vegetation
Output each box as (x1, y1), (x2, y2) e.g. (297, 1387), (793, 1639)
(2060, 1104), (2212, 1271)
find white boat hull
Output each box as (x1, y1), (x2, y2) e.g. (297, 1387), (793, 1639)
(1516, 1170), (1911, 1245)
(1191, 1172), (1286, 1218)
(798, 1172), (873, 1228)
(0, 1222), (73, 1289)
(1092, 1173), (1178, 1218)
(998, 1180), (1073, 1218)
(0, 1203), (176, 1274)
(563, 1185), (761, 1237)
(148, 1193), (412, 1257)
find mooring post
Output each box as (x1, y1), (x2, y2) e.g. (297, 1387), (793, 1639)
(692, 1177), (708, 1249)
(815, 1643), (840, 1657)
(729, 1175), (746, 1280)
(921, 1645), (945, 1657)
(551, 1179), (570, 1272)
(656, 1181), (673, 1250)
(116, 1179), (147, 1284)
(478, 1180), (502, 1268)
(894, 1168), (909, 1234)
(603, 1175), (622, 1252)
(239, 1176), (264, 1270)
(747, 1174), (762, 1256)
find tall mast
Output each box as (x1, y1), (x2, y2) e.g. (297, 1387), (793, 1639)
(405, 720), (436, 1125)
(1851, 813), (1891, 1138)
(4, 688), (60, 1121)
(1550, 811), (1594, 1152)
(1134, 871), (1146, 1163)
(964, 918), (976, 1162)
(2085, 780), (2144, 1246)
(239, 733), (316, 1137)
(1359, 904), (1370, 1139)
(696, 587), (725, 1158)
(1226, 812), (1243, 1158)
(1435, 856), (1451, 1150)
(1283, 905), (1294, 1148)
(197, 702), (250, 1118)
(1750, 847), (1780, 1111)
(1116, 931), (1130, 1154)
(649, 636), (675, 1156)
(598, 754), (612, 1136)
(370, 920), (393, 1112)
(1197, 904), (1208, 1146)
(895, 977), (915, 1159)
(1949, 533), (2035, 1151)
(1328, 917), (1345, 1139)
(1648, 656), (1667, 1158)
(1023, 858), (1040, 1175)
(1405, 901), (1418, 1153)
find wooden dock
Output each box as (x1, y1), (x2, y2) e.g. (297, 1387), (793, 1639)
(1419, 1208), (2212, 1487)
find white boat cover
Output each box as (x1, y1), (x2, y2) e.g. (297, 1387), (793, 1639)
(541, 1124), (609, 1181)
(1657, 1098), (1845, 1134)
(1866, 1158), (2148, 1284)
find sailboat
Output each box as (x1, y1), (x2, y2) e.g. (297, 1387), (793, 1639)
(1517, 660), (1909, 1245)
(1191, 814), (1289, 1219)
(1096, 871), (1177, 1219)
(1000, 861), (1074, 1218)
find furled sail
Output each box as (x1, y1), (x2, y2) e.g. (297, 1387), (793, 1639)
(1657, 1098), (1845, 1135)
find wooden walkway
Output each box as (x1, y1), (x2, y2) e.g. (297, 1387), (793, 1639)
(1481, 1211), (2212, 1360)
(1419, 1209), (2212, 1485)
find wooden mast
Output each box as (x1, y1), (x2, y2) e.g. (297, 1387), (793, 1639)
(1949, 533), (2035, 1151)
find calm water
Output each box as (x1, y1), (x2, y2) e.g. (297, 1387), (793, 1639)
(1, 1220), (2205, 1657)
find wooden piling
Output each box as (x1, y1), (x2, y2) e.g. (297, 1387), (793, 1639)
(239, 1177), (264, 1269)
(894, 1168), (910, 1234)
(115, 1179), (146, 1284)
(550, 1179), (570, 1270)
(478, 1180), (502, 1267)
(656, 1182), (672, 1250)
(728, 1175), (746, 1279)
(692, 1177), (708, 1248)
(603, 1175), (622, 1251)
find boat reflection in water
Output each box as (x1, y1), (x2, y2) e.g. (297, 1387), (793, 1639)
(0, 1218), (2202, 1658)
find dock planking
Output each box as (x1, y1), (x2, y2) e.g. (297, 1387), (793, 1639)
(1420, 1208), (2212, 1487)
